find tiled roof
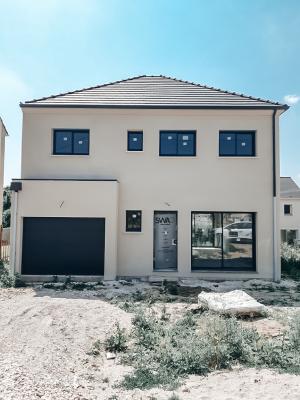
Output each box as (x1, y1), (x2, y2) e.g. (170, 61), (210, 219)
(280, 177), (300, 199)
(21, 75), (288, 110)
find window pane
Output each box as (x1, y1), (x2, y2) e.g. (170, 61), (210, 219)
(287, 230), (297, 245)
(236, 133), (254, 156)
(191, 212), (222, 269)
(128, 131), (143, 151)
(222, 213), (254, 269)
(126, 210), (142, 232)
(284, 204), (291, 215)
(73, 131), (89, 154)
(178, 132), (195, 156)
(54, 131), (72, 154)
(219, 132), (236, 155)
(160, 132), (177, 155)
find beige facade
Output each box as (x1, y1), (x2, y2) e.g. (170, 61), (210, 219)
(11, 179), (118, 280)
(10, 106), (283, 280)
(280, 198), (300, 244)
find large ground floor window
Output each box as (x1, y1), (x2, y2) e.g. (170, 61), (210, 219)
(191, 212), (256, 271)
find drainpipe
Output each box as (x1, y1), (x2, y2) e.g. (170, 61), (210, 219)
(9, 181), (22, 275)
(272, 109), (279, 281)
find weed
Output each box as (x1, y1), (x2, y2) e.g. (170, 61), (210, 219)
(0, 261), (26, 288)
(104, 323), (127, 353)
(120, 309), (300, 390)
(89, 340), (102, 356)
(168, 394), (181, 400)
(107, 395), (118, 400)
(71, 282), (87, 291)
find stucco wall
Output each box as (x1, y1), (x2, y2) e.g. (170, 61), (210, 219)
(18, 107), (279, 280)
(11, 180), (119, 280)
(280, 198), (300, 235)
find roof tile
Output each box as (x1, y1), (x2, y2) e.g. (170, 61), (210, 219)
(21, 75), (288, 109)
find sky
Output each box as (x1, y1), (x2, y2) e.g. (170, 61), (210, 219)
(0, 0), (299, 186)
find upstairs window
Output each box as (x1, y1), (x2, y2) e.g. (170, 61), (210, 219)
(127, 131), (143, 151)
(126, 210), (142, 232)
(284, 204), (292, 215)
(53, 130), (89, 155)
(160, 131), (196, 156)
(219, 131), (255, 157)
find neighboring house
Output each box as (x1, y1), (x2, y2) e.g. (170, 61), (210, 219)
(9, 75), (289, 281)
(280, 177), (300, 245)
(0, 117), (8, 228)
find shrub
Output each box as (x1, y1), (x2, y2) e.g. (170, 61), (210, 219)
(0, 260), (26, 288)
(104, 322), (128, 353)
(121, 310), (300, 390)
(281, 243), (300, 279)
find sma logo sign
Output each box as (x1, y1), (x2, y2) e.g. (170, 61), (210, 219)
(155, 217), (171, 225)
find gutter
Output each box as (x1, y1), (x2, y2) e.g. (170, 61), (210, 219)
(272, 109), (278, 282)
(19, 103), (289, 111)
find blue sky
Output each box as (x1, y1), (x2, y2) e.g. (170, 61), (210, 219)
(0, 0), (299, 185)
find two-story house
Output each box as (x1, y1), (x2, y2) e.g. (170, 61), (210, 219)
(280, 177), (300, 245)
(9, 76), (288, 281)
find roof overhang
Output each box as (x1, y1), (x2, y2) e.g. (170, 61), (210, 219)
(20, 103), (289, 111)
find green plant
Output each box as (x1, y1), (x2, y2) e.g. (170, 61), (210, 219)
(107, 395), (118, 400)
(168, 394), (181, 400)
(2, 187), (11, 228)
(281, 243), (300, 279)
(104, 323), (128, 353)
(289, 313), (300, 350)
(0, 261), (26, 288)
(120, 309), (300, 390)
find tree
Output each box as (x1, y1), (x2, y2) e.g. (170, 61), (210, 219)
(2, 187), (11, 228)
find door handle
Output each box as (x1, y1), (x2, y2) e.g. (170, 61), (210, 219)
(172, 239), (177, 245)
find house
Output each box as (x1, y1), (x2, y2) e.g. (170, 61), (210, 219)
(280, 177), (300, 245)
(0, 117), (8, 228)
(9, 75), (289, 281)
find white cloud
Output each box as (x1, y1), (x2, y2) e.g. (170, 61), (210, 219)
(283, 94), (300, 105)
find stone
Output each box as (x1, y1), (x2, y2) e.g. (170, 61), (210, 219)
(106, 352), (116, 360)
(198, 290), (265, 316)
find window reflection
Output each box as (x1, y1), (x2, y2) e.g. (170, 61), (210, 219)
(222, 213), (254, 269)
(191, 212), (255, 270)
(192, 213), (222, 269)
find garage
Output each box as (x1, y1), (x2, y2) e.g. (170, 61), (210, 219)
(21, 217), (105, 276)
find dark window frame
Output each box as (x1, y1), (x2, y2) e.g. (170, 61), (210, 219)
(126, 210), (142, 232)
(191, 211), (256, 271)
(159, 130), (196, 157)
(284, 204), (292, 215)
(127, 131), (143, 152)
(219, 131), (256, 157)
(153, 210), (178, 271)
(53, 129), (90, 155)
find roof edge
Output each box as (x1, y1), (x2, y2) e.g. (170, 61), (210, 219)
(20, 103), (289, 111)
(0, 117), (9, 136)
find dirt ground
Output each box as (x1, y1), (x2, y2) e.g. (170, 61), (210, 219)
(0, 283), (299, 400)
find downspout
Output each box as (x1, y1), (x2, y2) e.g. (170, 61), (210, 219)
(9, 181), (22, 275)
(272, 109), (278, 281)
(10, 191), (18, 275)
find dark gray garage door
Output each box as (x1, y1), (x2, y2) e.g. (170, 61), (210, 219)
(22, 217), (105, 275)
